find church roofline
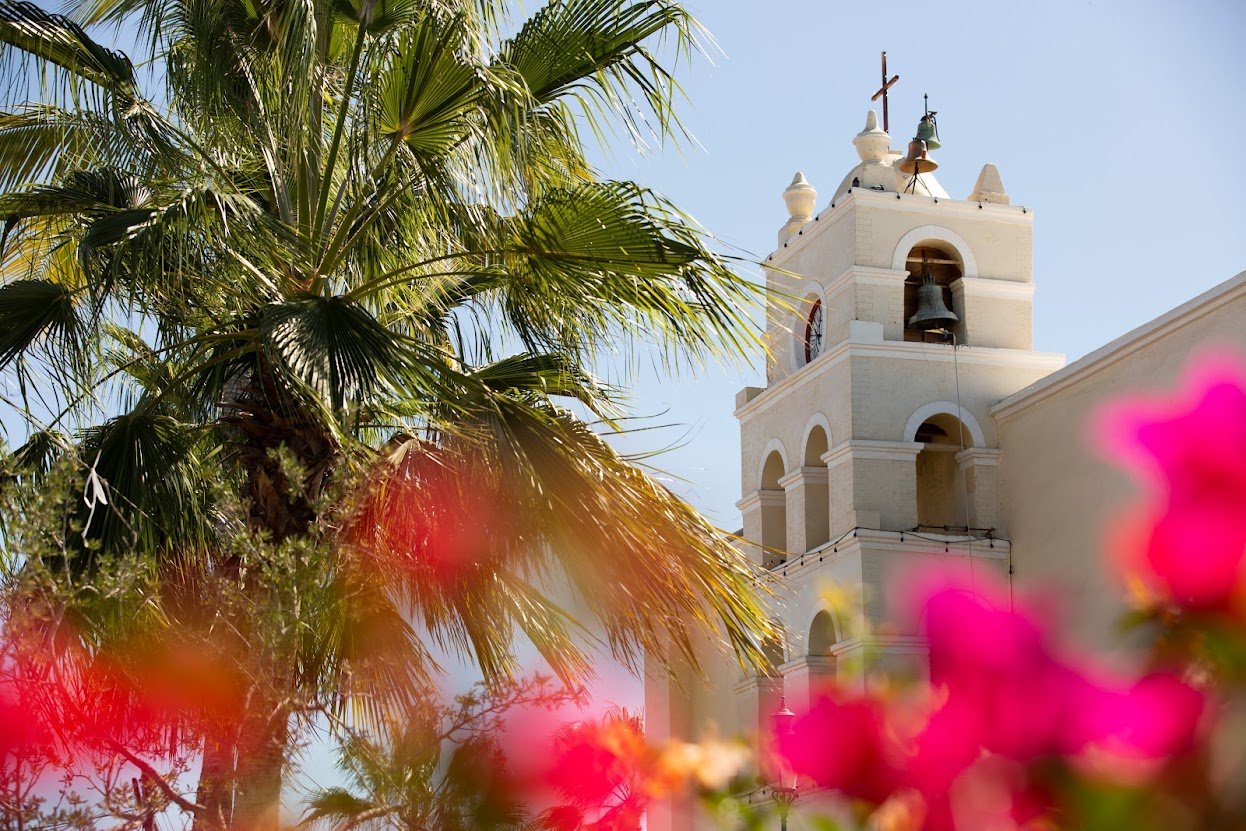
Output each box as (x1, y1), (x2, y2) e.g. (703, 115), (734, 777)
(768, 187), (1033, 265)
(991, 269), (1246, 422)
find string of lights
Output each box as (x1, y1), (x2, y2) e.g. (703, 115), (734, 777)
(768, 525), (1012, 577)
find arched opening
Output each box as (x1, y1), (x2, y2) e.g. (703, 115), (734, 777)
(805, 610), (839, 701)
(808, 610), (837, 656)
(760, 450), (787, 567)
(802, 425), (830, 549)
(914, 412), (974, 531)
(903, 244), (964, 343)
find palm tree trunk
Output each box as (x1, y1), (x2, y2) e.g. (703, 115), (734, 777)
(193, 707), (290, 831)
(191, 368), (334, 831)
(232, 709), (290, 831)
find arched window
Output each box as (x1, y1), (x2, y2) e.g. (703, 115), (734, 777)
(803, 299), (824, 364)
(808, 610), (837, 656)
(802, 425), (830, 549)
(805, 610), (839, 701)
(760, 450), (787, 566)
(903, 245), (963, 343)
(914, 413), (973, 530)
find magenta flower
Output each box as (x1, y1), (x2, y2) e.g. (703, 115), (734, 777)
(1097, 354), (1246, 611)
(776, 694), (905, 803)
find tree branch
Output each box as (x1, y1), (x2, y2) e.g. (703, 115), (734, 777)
(106, 741), (207, 819)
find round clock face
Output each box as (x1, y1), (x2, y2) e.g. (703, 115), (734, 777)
(804, 299), (824, 364)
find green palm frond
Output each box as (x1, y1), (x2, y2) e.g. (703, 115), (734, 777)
(4, 427), (71, 478)
(261, 294), (438, 417)
(497, 181), (760, 362)
(0, 279), (80, 370)
(74, 411), (211, 561)
(499, 0), (699, 146)
(0, 0), (136, 96)
(301, 787), (381, 826)
(482, 396), (773, 674)
(0, 167), (151, 220)
(374, 10), (483, 157)
(0, 106), (146, 193)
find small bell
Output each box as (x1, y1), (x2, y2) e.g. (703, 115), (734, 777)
(907, 273), (959, 331)
(897, 138), (938, 176)
(916, 113), (941, 151)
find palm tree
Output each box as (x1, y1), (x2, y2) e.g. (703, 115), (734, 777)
(0, 0), (776, 828)
(303, 677), (567, 831)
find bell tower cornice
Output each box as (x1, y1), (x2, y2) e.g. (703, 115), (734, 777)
(768, 188), (1032, 267)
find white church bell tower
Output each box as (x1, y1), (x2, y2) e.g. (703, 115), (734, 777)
(646, 101), (1065, 831)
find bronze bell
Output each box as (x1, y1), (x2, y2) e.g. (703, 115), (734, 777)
(897, 137), (938, 175)
(907, 274), (959, 330)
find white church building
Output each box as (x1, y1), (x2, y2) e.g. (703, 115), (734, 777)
(644, 107), (1246, 831)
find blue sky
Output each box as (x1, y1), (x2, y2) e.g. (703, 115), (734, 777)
(591, 0), (1246, 527)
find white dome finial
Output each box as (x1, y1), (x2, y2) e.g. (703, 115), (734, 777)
(783, 172), (817, 221)
(854, 110), (890, 163)
(778, 172), (817, 246)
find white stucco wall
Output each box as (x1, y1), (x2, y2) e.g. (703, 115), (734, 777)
(994, 271), (1246, 652)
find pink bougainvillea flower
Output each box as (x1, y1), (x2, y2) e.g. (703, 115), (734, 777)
(1096, 353), (1246, 611)
(916, 576), (1096, 761)
(542, 712), (675, 831)
(1077, 671), (1204, 762)
(776, 693), (906, 803)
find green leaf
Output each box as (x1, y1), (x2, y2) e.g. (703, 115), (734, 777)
(498, 0), (697, 144)
(0, 168), (152, 219)
(261, 294), (430, 415)
(0, 1), (137, 96)
(301, 787), (378, 825)
(0, 278), (78, 369)
(375, 10), (484, 157)
(493, 181), (760, 362)
(75, 411), (210, 560)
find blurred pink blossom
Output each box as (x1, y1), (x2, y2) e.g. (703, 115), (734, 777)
(776, 694), (905, 803)
(1096, 353), (1246, 611)
(776, 571), (1204, 829)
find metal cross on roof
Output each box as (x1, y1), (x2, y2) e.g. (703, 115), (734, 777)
(871, 51), (900, 133)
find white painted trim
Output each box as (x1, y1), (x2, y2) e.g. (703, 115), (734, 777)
(849, 265), (911, 287)
(731, 675), (780, 696)
(758, 437), (791, 487)
(779, 655), (837, 675)
(735, 339), (1065, 422)
(799, 413), (833, 464)
(766, 189), (1031, 268)
(849, 188), (1033, 221)
(736, 488), (786, 512)
(822, 440), (924, 469)
(953, 276), (1035, 301)
(992, 270), (1246, 421)
(904, 401), (987, 446)
(778, 466), (830, 490)
(803, 603), (843, 650)
(956, 448), (1002, 470)
(891, 224), (979, 279)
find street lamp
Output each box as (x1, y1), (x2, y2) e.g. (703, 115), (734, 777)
(770, 697), (798, 831)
